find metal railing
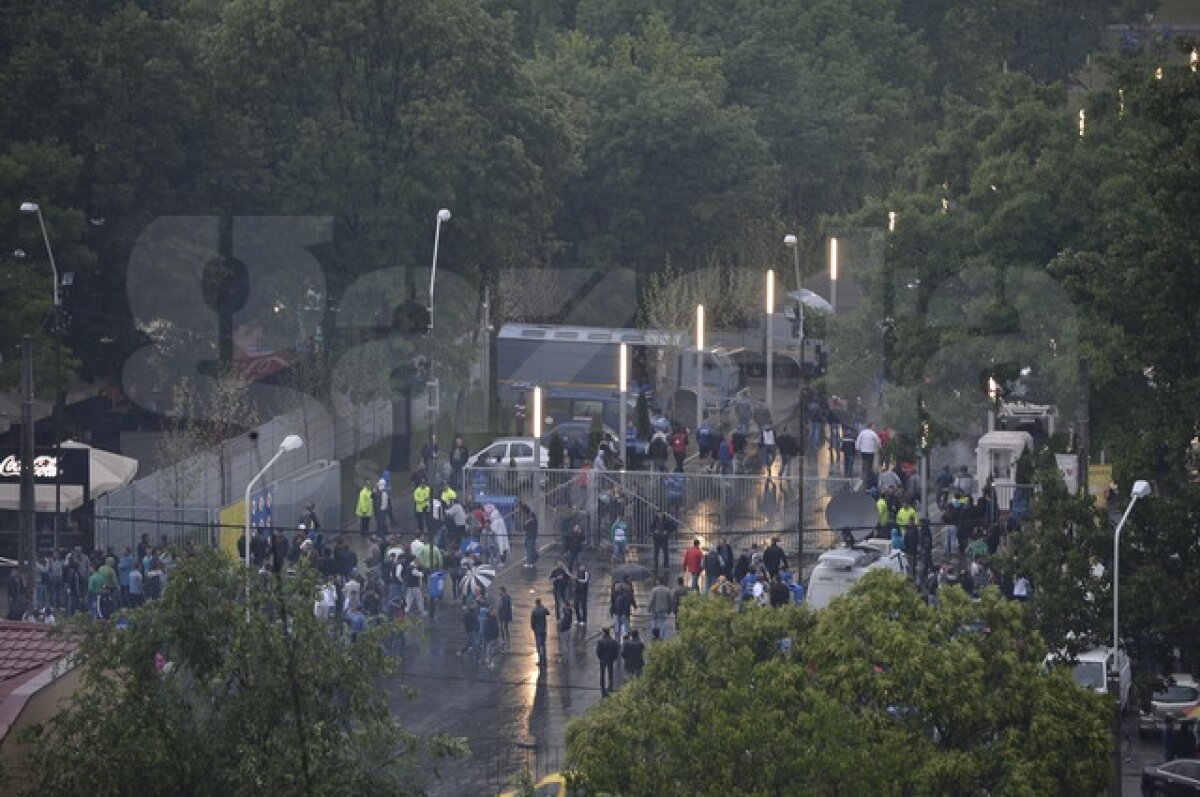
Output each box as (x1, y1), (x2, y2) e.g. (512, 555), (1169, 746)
(93, 505), (219, 553)
(462, 465), (854, 566)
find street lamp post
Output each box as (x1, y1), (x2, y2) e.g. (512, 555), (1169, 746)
(1113, 479), (1151, 660)
(829, 237), (838, 315)
(425, 208), (451, 457)
(532, 387), (544, 551)
(20, 201), (62, 551)
(244, 435), (303, 571)
(784, 234), (804, 572)
(1112, 478), (1151, 793)
(618, 344), (628, 471)
(695, 305), (705, 429)
(765, 270), (774, 418)
(426, 208), (452, 333)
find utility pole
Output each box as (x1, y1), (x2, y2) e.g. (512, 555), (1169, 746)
(1077, 358), (1090, 496)
(481, 284), (491, 434)
(20, 336), (37, 603)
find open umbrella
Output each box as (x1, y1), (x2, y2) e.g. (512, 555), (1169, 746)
(460, 565), (496, 596)
(612, 562), (653, 582)
(786, 288), (834, 314)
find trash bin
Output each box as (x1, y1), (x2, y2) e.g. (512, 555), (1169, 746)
(790, 583), (806, 605)
(429, 571), (445, 600)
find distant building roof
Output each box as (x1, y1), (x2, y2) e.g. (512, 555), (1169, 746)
(0, 621), (77, 741)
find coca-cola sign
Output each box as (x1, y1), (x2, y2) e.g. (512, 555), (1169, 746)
(0, 454), (58, 478)
(0, 448), (89, 486)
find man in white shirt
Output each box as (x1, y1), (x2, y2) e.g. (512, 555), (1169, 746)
(855, 422), (882, 477)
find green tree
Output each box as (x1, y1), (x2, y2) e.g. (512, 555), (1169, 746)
(535, 18), (778, 274)
(17, 549), (466, 796)
(567, 573), (1111, 796)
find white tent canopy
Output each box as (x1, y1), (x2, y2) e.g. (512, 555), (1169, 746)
(0, 440), (138, 512)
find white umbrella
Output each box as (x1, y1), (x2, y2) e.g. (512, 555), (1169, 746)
(459, 565), (496, 597)
(786, 288), (833, 314)
(0, 440), (138, 511)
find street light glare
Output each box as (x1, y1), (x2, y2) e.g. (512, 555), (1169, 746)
(1131, 480), (1151, 499)
(437, 208), (452, 222)
(20, 202), (39, 213)
(279, 434), (304, 452)
(783, 234), (798, 247)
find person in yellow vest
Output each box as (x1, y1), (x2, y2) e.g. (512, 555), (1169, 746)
(356, 481), (374, 537)
(895, 499), (919, 531)
(413, 477), (432, 535)
(875, 490), (889, 534)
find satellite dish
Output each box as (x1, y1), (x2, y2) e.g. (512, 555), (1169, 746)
(825, 492), (880, 544)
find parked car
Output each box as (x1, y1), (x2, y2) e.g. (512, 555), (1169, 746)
(1141, 758), (1200, 796)
(467, 438), (549, 469)
(1140, 675), (1200, 735)
(1058, 646), (1133, 712)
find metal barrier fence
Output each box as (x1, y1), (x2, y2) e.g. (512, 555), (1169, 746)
(93, 505), (219, 553)
(476, 742), (565, 795)
(462, 465), (854, 567)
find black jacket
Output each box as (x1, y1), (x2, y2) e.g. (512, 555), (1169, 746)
(621, 640), (645, 671)
(763, 543), (788, 575)
(530, 605), (550, 633)
(596, 636), (620, 664)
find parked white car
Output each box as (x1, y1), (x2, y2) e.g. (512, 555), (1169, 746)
(467, 438), (549, 469)
(1139, 674), (1200, 734)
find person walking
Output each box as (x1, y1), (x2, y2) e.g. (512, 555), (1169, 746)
(523, 503), (539, 568)
(610, 581), (633, 641)
(621, 630), (645, 677)
(412, 477), (431, 535)
(530, 598), (550, 667)
(669, 427), (688, 473)
(458, 605), (480, 660)
(355, 481), (374, 537)
(482, 606), (501, 667)
(574, 564), (590, 626)
(648, 577), (673, 639)
(550, 560), (572, 620)
(497, 585), (513, 648)
(855, 422), (882, 479)
(596, 627), (620, 696)
(651, 511), (676, 573)
(682, 539), (704, 591)
(763, 537), (788, 579)
(557, 601), (574, 664)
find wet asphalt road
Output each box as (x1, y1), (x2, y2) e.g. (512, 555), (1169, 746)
(390, 547), (663, 797)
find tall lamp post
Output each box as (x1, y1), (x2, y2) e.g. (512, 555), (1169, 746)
(425, 208), (451, 455)
(1112, 479), (1151, 660)
(829, 237), (838, 315)
(618, 343), (628, 471)
(532, 386), (544, 546)
(694, 304), (705, 428)
(426, 208), (452, 333)
(20, 201), (63, 551)
(784, 234), (804, 571)
(1112, 478), (1151, 793)
(244, 435), (303, 571)
(765, 270), (775, 417)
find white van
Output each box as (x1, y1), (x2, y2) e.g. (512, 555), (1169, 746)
(1050, 646), (1133, 711)
(805, 543), (907, 610)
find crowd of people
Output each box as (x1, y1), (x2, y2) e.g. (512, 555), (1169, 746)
(5, 533), (180, 622)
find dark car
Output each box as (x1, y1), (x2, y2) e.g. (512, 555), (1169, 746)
(1142, 758), (1200, 796)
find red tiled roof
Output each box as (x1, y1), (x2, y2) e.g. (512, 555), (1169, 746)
(0, 621), (76, 689)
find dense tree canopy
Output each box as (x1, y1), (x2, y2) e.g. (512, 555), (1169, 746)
(16, 549), (465, 796)
(567, 574), (1111, 796)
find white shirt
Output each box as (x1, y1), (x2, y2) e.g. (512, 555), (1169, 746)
(761, 427), (776, 446)
(855, 428), (881, 454)
(1013, 577), (1030, 598)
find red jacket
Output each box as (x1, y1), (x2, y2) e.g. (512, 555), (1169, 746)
(682, 546), (704, 574)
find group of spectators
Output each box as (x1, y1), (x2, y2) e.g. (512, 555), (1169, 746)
(5, 534), (177, 621)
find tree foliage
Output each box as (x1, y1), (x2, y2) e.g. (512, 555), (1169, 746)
(17, 549), (466, 797)
(567, 574), (1111, 796)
